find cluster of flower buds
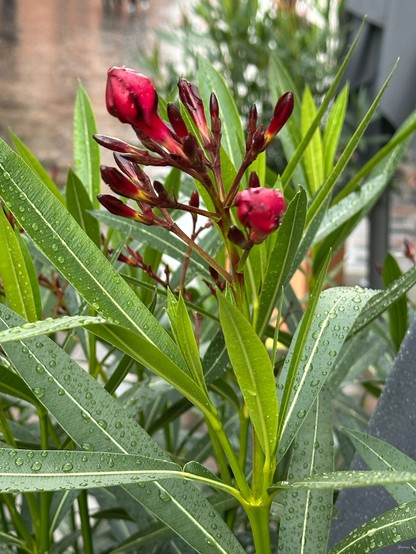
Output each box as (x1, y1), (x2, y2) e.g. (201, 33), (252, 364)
(96, 65), (294, 282)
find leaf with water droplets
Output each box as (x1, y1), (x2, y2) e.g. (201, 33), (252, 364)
(0, 138), (186, 371)
(0, 315), (105, 344)
(0, 305), (244, 554)
(278, 387), (334, 553)
(277, 286), (377, 461)
(344, 428), (416, 504)
(329, 500), (416, 554)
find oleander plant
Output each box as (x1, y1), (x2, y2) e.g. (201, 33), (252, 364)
(1, 35), (416, 553)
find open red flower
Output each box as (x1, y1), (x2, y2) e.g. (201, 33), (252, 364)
(234, 187), (286, 244)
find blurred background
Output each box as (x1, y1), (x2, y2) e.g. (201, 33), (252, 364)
(0, 0), (415, 287)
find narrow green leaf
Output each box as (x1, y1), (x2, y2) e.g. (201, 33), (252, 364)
(278, 388), (333, 553)
(197, 56), (245, 168)
(0, 305), (245, 554)
(323, 84), (349, 178)
(277, 285), (376, 461)
(280, 21), (365, 188)
(17, 234), (42, 319)
(167, 291), (208, 394)
(329, 501), (416, 554)
(73, 81), (100, 208)
(0, 315), (105, 344)
(87, 322), (213, 414)
(0, 209), (38, 321)
(66, 169), (100, 246)
(301, 86), (324, 195)
(274, 472), (416, 492)
(382, 252), (408, 351)
(255, 189), (307, 335)
(218, 294), (278, 458)
(306, 60), (398, 229)
(0, 449), (180, 492)
(351, 264), (416, 336)
(344, 429), (416, 504)
(9, 130), (65, 205)
(314, 174), (387, 244)
(0, 139), (185, 369)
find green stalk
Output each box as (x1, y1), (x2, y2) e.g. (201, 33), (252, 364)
(244, 498), (273, 554)
(206, 420), (233, 485)
(207, 414), (251, 499)
(78, 491), (94, 554)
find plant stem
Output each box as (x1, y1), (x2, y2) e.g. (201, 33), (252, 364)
(206, 420), (233, 486)
(244, 498), (273, 554)
(78, 491), (94, 554)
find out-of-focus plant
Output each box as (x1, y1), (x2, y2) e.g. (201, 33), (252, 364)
(1, 29), (416, 553)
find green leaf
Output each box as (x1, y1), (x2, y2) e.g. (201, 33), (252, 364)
(323, 84), (349, 178)
(277, 286), (377, 461)
(0, 305), (244, 554)
(9, 130), (65, 206)
(301, 86), (324, 195)
(0, 315), (105, 344)
(306, 60), (398, 230)
(167, 291), (208, 394)
(344, 429), (416, 504)
(73, 81), (100, 208)
(87, 323), (213, 414)
(273, 472), (416, 494)
(351, 264), (416, 336)
(197, 56), (245, 168)
(382, 252), (408, 351)
(0, 139), (185, 369)
(255, 189), (307, 335)
(218, 294), (278, 458)
(66, 168), (100, 246)
(0, 448), (180, 492)
(329, 501), (416, 554)
(313, 174), (387, 244)
(0, 209), (38, 321)
(278, 388), (333, 553)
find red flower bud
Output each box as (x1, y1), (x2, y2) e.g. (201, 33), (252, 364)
(234, 188), (286, 244)
(167, 104), (189, 140)
(178, 78), (210, 145)
(248, 171), (260, 189)
(264, 91), (294, 144)
(98, 194), (154, 225)
(106, 66), (182, 155)
(100, 166), (139, 199)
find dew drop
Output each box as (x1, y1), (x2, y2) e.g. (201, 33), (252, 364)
(158, 490), (172, 502)
(57, 256), (65, 264)
(310, 379), (320, 387)
(31, 461), (42, 471)
(62, 462), (73, 473)
(297, 410), (306, 419)
(98, 419), (108, 430)
(15, 458), (24, 466)
(51, 244), (59, 252)
(49, 360), (57, 368)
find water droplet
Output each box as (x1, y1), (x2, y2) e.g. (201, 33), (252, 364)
(81, 443), (94, 451)
(158, 490), (171, 502)
(31, 223), (39, 231)
(57, 256), (65, 264)
(33, 387), (45, 398)
(329, 351), (337, 358)
(62, 462), (73, 473)
(98, 419), (108, 430)
(49, 360), (56, 368)
(36, 364), (45, 374)
(31, 461), (42, 471)
(52, 244), (59, 252)
(297, 410), (306, 419)
(310, 379), (320, 387)
(92, 302), (100, 310)
(15, 458), (24, 466)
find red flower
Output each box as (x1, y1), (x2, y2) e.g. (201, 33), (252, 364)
(234, 187), (286, 244)
(178, 79), (210, 146)
(106, 66), (183, 155)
